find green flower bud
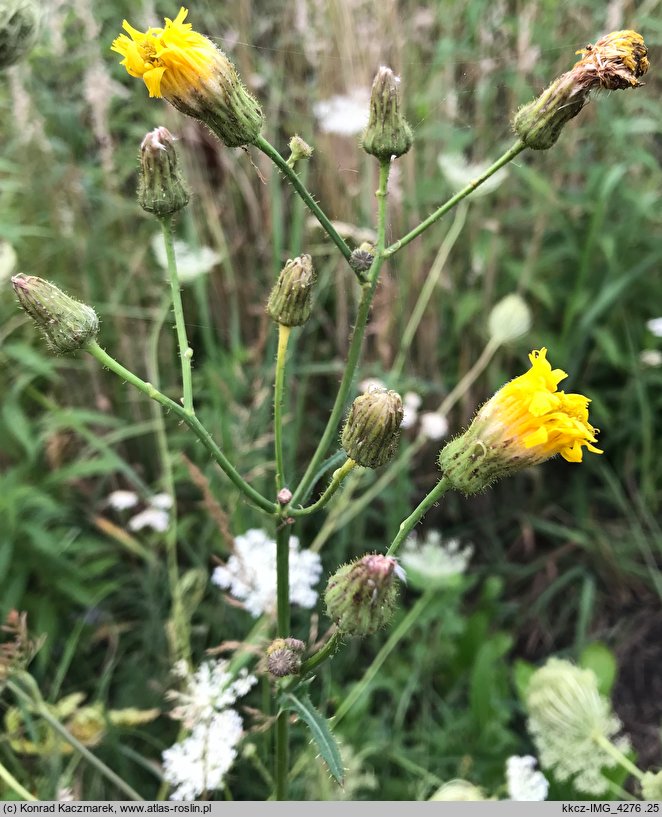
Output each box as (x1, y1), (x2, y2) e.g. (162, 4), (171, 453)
(138, 127), (190, 217)
(488, 293), (532, 345)
(341, 389), (403, 468)
(287, 135), (313, 166)
(12, 274), (99, 354)
(362, 66), (413, 161)
(0, 0), (40, 70)
(429, 781), (488, 801)
(266, 255), (316, 327)
(325, 554), (401, 636)
(642, 771), (662, 801)
(266, 637), (306, 678)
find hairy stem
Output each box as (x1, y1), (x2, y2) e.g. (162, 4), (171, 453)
(290, 458), (357, 517)
(160, 217), (194, 415)
(86, 342), (276, 514)
(290, 160), (392, 507)
(275, 523), (291, 800)
(255, 135), (353, 266)
(386, 477), (450, 556)
(274, 324), (291, 491)
(383, 141), (525, 258)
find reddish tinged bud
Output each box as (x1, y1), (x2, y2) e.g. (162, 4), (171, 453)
(325, 554), (400, 636)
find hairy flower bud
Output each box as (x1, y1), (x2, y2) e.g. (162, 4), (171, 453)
(12, 274), (99, 354)
(112, 8), (263, 148)
(513, 30), (649, 150)
(325, 554), (400, 636)
(362, 66), (413, 161)
(288, 135), (313, 166)
(349, 243), (374, 275)
(341, 389), (403, 468)
(266, 255), (316, 326)
(138, 127), (189, 217)
(0, 0), (40, 69)
(266, 637), (305, 678)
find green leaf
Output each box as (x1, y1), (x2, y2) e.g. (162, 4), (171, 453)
(579, 642), (617, 697)
(513, 659), (536, 701)
(280, 691), (344, 785)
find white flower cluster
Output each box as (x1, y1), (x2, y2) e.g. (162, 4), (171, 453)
(107, 490), (173, 533)
(401, 530), (473, 589)
(313, 88), (370, 136)
(526, 658), (630, 795)
(162, 660), (257, 801)
(151, 234), (222, 284)
(358, 380), (448, 442)
(506, 755), (548, 801)
(212, 528), (323, 618)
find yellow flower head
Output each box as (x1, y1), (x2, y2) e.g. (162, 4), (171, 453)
(439, 348), (602, 495)
(111, 7), (263, 147)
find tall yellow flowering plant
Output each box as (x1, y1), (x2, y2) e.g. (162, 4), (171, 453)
(10, 6), (649, 801)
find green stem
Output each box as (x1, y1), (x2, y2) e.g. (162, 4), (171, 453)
(386, 477), (450, 557)
(255, 135), (353, 267)
(290, 458), (357, 517)
(86, 342), (276, 514)
(593, 733), (645, 782)
(7, 677), (144, 801)
(275, 523), (291, 800)
(0, 758), (36, 801)
(160, 217), (194, 415)
(299, 630), (341, 676)
(383, 141), (525, 258)
(392, 202), (468, 377)
(146, 296), (189, 665)
(274, 324), (291, 491)
(290, 160), (392, 507)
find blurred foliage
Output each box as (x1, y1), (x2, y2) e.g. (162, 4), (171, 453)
(1, 0), (662, 800)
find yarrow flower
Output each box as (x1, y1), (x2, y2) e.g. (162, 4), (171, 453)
(525, 658), (630, 795)
(211, 529), (322, 617)
(111, 7), (263, 147)
(162, 709), (244, 801)
(439, 348), (602, 495)
(162, 660), (256, 800)
(167, 660), (257, 729)
(401, 530), (473, 590)
(506, 755), (549, 801)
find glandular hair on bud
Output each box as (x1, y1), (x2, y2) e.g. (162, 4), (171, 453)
(266, 638), (305, 678)
(325, 554), (400, 636)
(341, 389), (403, 468)
(267, 255), (316, 326)
(0, 0), (40, 70)
(12, 274), (99, 354)
(138, 127), (190, 217)
(362, 66), (413, 161)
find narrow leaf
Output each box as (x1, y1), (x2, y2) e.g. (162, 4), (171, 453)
(280, 691), (344, 784)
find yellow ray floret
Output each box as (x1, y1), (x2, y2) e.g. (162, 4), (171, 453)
(111, 7), (218, 99)
(485, 348), (602, 463)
